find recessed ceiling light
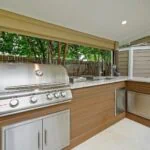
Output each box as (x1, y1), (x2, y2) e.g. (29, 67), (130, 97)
(122, 20), (127, 25)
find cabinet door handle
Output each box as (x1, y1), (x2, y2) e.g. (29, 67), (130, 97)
(44, 129), (47, 146)
(38, 131), (40, 150)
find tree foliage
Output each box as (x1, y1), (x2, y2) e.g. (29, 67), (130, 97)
(0, 32), (111, 64)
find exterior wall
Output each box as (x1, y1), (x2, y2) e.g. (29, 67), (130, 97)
(133, 49), (150, 77)
(117, 51), (129, 76)
(117, 47), (150, 78)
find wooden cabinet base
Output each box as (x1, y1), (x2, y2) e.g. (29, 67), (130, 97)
(0, 82), (126, 150)
(126, 113), (150, 127)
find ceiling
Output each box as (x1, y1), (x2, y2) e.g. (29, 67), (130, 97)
(0, 0), (150, 45)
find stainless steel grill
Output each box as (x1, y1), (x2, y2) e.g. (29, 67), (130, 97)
(0, 63), (72, 116)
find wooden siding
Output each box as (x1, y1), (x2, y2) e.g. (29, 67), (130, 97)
(117, 51), (129, 76)
(0, 9), (115, 50)
(133, 49), (150, 77)
(68, 82), (125, 148)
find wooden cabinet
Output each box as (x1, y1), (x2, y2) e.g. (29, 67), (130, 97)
(65, 82), (126, 149)
(2, 110), (70, 150)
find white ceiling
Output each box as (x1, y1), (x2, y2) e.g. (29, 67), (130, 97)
(0, 0), (150, 45)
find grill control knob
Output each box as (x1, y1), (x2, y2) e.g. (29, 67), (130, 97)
(47, 93), (53, 100)
(35, 70), (43, 77)
(61, 91), (66, 97)
(30, 96), (38, 104)
(10, 99), (19, 108)
(54, 92), (60, 98)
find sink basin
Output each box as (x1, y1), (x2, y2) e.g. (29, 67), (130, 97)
(85, 76), (117, 81)
(85, 76), (106, 81)
(69, 76), (87, 83)
(105, 76), (117, 80)
(70, 76), (118, 82)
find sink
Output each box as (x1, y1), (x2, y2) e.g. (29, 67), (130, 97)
(85, 76), (117, 81)
(69, 76), (87, 83)
(70, 76), (118, 82)
(105, 76), (117, 80)
(85, 76), (106, 81)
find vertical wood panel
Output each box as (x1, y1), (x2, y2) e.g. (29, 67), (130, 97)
(65, 82), (126, 149)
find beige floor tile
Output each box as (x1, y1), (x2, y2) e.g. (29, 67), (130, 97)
(73, 118), (150, 150)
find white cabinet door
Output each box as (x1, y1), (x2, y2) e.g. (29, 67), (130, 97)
(43, 110), (70, 150)
(4, 120), (42, 150)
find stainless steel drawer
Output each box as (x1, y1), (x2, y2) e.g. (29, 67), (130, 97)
(127, 91), (150, 120)
(115, 88), (126, 116)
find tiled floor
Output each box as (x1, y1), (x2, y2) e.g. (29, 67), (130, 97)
(73, 118), (150, 150)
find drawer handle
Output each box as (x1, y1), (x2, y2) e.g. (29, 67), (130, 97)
(44, 129), (47, 146)
(38, 131), (40, 149)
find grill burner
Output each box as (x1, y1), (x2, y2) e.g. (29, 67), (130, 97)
(0, 63), (72, 116)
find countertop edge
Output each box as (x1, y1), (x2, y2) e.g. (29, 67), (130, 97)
(70, 77), (150, 89)
(70, 77), (128, 90)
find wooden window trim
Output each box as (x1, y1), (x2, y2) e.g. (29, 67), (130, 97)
(0, 9), (116, 50)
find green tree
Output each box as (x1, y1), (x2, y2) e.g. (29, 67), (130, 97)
(0, 32), (111, 64)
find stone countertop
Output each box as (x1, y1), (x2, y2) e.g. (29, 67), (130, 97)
(128, 77), (150, 83)
(70, 76), (150, 89)
(70, 76), (128, 89)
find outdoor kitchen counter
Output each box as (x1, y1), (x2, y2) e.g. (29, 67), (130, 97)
(70, 76), (128, 89)
(70, 76), (150, 90)
(0, 77), (150, 150)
